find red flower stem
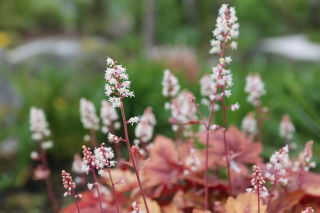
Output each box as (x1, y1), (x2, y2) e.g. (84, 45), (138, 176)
(39, 140), (59, 213)
(71, 189), (81, 213)
(119, 99), (150, 213)
(256, 104), (262, 142)
(90, 129), (98, 147)
(91, 169), (104, 213)
(221, 86), (232, 195)
(107, 165), (120, 213)
(256, 178), (260, 213)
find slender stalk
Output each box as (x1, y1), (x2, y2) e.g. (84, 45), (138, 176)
(92, 169), (104, 213)
(257, 183), (260, 213)
(221, 86), (232, 195)
(107, 166), (120, 213)
(71, 189), (81, 213)
(39, 141), (59, 213)
(120, 100), (150, 213)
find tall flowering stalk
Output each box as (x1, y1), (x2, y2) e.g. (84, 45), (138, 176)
(246, 165), (268, 213)
(80, 98), (100, 147)
(104, 57), (150, 213)
(204, 4), (239, 207)
(29, 107), (58, 213)
(161, 5), (239, 209)
(81, 145), (104, 213)
(245, 73), (266, 141)
(94, 143), (120, 213)
(61, 170), (81, 213)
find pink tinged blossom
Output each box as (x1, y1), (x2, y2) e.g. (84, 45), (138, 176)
(105, 58), (134, 107)
(246, 165), (268, 198)
(29, 107), (51, 141)
(293, 141), (316, 172)
(279, 114), (295, 140)
(162, 69), (180, 97)
(108, 132), (120, 143)
(61, 170), (81, 198)
(230, 102), (240, 111)
(241, 112), (257, 135)
(80, 98), (99, 130)
(265, 145), (290, 186)
(94, 143), (116, 175)
(166, 90), (197, 135)
(135, 107), (156, 143)
(100, 100), (119, 133)
(301, 207), (314, 213)
(81, 145), (95, 174)
(245, 73), (266, 106)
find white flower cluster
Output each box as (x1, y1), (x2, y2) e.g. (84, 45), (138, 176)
(212, 64), (233, 92)
(135, 107), (156, 143)
(167, 90), (197, 133)
(131, 201), (145, 213)
(128, 116), (140, 126)
(184, 149), (201, 175)
(105, 57), (134, 108)
(241, 112), (257, 135)
(293, 141), (316, 172)
(29, 107), (51, 141)
(80, 98), (99, 130)
(162, 69), (180, 97)
(210, 4), (239, 54)
(81, 145), (95, 174)
(245, 74), (266, 106)
(246, 165), (268, 198)
(100, 100), (120, 134)
(200, 74), (218, 109)
(279, 114), (295, 140)
(265, 145), (290, 185)
(94, 143), (116, 177)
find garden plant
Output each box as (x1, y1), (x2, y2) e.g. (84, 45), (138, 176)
(28, 4), (319, 213)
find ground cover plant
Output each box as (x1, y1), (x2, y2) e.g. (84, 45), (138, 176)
(28, 4), (320, 213)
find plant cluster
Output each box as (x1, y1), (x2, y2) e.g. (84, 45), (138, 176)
(28, 4), (320, 213)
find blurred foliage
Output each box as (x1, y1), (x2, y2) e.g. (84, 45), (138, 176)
(0, 0), (320, 211)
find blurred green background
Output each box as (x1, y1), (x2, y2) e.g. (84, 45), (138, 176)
(0, 0), (320, 211)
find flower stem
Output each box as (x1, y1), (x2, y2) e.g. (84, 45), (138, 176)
(71, 189), (81, 213)
(107, 166), (120, 213)
(39, 141), (58, 213)
(221, 86), (232, 195)
(120, 100), (150, 213)
(92, 169), (104, 213)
